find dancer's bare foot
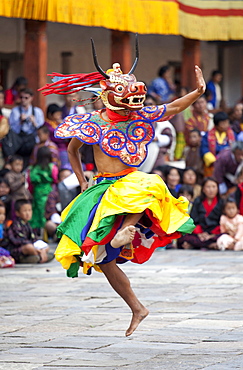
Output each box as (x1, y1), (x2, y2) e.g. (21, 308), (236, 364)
(111, 225), (136, 249)
(126, 306), (149, 337)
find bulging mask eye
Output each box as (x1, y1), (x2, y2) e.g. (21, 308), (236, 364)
(115, 84), (125, 93)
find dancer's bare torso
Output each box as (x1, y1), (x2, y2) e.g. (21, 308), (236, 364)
(93, 144), (131, 174)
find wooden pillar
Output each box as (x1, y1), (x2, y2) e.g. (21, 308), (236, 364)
(181, 37), (201, 90)
(111, 31), (132, 74)
(24, 20), (47, 114)
(241, 43), (243, 97)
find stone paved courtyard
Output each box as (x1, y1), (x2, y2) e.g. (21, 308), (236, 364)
(1, 249), (243, 369)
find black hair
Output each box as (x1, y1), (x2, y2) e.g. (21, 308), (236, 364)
(58, 168), (72, 181)
(37, 125), (50, 134)
(183, 167), (198, 183)
(178, 184), (194, 198)
(189, 128), (201, 136)
(222, 197), (238, 214)
(35, 146), (52, 170)
(9, 154), (23, 164)
(0, 200), (5, 208)
(144, 94), (157, 105)
(164, 166), (182, 182)
(211, 70), (222, 77)
(15, 199), (32, 212)
(47, 103), (62, 116)
(200, 177), (220, 200)
(0, 177), (10, 187)
(192, 94), (207, 105)
(213, 111), (229, 126)
(13, 76), (28, 88)
(19, 87), (34, 96)
(158, 65), (170, 78)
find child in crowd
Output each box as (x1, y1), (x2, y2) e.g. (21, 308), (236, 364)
(182, 167), (201, 200)
(44, 103), (70, 169)
(4, 155), (31, 202)
(45, 168), (73, 239)
(0, 177), (12, 221)
(30, 125), (60, 168)
(178, 184), (194, 213)
(28, 146), (58, 231)
(217, 199), (243, 251)
(184, 129), (204, 184)
(2, 199), (51, 263)
(0, 201), (6, 240)
(0, 202), (15, 268)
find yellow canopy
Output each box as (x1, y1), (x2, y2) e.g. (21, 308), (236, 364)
(0, 0), (179, 35)
(1, 0), (243, 40)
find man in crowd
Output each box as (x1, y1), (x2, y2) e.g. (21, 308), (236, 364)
(213, 141), (243, 196)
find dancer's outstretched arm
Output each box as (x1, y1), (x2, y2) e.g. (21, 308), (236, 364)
(163, 65), (206, 117)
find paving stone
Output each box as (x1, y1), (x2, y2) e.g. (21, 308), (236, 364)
(1, 249), (243, 369)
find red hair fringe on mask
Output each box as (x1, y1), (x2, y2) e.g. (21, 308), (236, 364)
(38, 72), (105, 96)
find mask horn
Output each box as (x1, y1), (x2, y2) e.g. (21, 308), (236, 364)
(91, 39), (110, 79)
(128, 34), (139, 75)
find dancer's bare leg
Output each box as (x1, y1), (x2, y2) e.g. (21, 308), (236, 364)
(111, 213), (143, 249)
(99, 259), (149, 336)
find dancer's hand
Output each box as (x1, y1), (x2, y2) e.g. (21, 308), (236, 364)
(80, 180), (89, 192)
(195, 65), (206, 95)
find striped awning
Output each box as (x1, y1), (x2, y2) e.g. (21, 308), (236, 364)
(1, 0), (243, 40)
(178, 0), (243, 40)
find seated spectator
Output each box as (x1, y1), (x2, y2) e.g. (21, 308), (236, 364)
(30, 125), (60, 167)
(28, 147), (58, 231)
(200, 111), (235, 177)
(4, 88), (44, 168)
(182, 168), (201, 200)
(184, 129), (204, 184)
(177, 177), (224, 249)
(0, 201), (6, 240)
(230, 103), (243, 135)
(4, 76), (28, 106)
(61, 92), (86, 119)
(213, 142), (243, 196)
(185, 95), (212, 144)
(4, 155), (31, 203)
(44, 103), (70, 169)
(0, 202), (15, 268)
(178, 184), (194, 213)
(0, 177), (12, 221)
(45, 168), (76, 239)
(235, 167), (243, 215)
(164, 166), (182, 197)
(147, 65), (175, 104)
(2, 199), (52, 263)
(217, 198), (243, 251)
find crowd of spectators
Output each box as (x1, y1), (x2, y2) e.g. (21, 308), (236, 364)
(0, 77), (98, 267)
(148, 66), (243, 251)
(0, 69), (243, 267)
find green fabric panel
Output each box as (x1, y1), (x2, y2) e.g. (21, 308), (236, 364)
(67, 261), (80, 278)
(177, 217), (195, 234)
(56, 179), (116, 246)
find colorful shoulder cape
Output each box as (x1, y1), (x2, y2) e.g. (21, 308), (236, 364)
(55, 105), (171, 167)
